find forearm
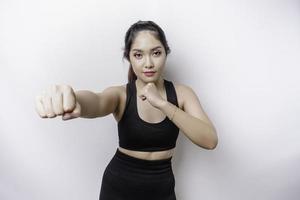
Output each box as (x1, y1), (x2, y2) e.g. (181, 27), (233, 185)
(159, 101), (218, 149)
(75, 90), (100, 118)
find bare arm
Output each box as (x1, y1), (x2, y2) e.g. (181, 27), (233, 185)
(159, 84), (218, 150)
(75, 86), (120, 119)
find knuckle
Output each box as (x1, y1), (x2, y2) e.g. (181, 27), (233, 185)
(64, 105), (74, 112)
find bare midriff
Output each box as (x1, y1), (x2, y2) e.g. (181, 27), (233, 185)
(118, 147), (175, 161)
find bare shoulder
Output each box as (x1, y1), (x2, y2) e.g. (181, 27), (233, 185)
(172, 81), (197, 99)
(103, 84), (126, 95)
(98, 84), (126, 107)
(172, 81), (213, 125)
(99, 84), (125, 101)
(92, 84), (125, 117)
(172, 81), (199, 109)
(118, 83), (127, 96)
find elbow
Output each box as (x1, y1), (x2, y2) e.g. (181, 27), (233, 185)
(196, 136), (218, 150)
(207, 139), (218, 150)
(207, 130), (218, 150)
(194, 125), (219, 150)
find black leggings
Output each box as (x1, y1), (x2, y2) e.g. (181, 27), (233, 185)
(99, 148), (176, 200)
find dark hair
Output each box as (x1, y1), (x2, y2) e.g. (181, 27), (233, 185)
(123, 20), (171, 82)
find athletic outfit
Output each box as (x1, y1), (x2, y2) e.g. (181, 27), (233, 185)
(99, 79), (179, 200)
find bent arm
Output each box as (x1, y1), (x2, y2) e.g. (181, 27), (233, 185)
(158, 84), (218, 150)
(159, 101), (218, 150)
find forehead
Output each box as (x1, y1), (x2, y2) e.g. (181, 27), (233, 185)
(131, 31), (163, 50)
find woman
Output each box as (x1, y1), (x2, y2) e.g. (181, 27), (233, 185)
(35, 20), (218, 200)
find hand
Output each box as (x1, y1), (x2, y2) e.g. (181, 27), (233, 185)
(35, 84), (81, 120)
(137, 82), (166, 109)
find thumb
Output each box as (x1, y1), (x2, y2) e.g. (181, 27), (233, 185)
(62, 101), (81, 120)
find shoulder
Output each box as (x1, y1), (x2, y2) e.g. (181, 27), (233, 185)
(172, 81), (192, 93)
(171, 80), (195, 98)
(171, 81), (202, 110)
(172, 81), (213, 125)
(105, 83), (127, 93)
(170, 81), (193, 110)
(100, 84), (127, 106)
(101, 84), (125, 96)
(113, 83), (128, 105)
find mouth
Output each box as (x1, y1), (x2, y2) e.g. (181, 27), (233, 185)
(143, 71), (156, 77)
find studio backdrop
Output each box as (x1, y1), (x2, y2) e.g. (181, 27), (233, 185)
(0, 0), (299, 200)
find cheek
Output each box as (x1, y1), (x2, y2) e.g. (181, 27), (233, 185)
(130, 59), (142, 68)
(130, 60), (143, 73)
(154, 57), (166, 66)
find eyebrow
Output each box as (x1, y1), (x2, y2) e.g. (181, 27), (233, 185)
(131, 46), (162, 52)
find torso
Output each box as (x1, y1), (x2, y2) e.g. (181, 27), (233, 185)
(113, 80), (184, 161)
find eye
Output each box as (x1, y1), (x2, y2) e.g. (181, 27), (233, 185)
(153, 51), (161, 56)
(134, 53), (142, 59)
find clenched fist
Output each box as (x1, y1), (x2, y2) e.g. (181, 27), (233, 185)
(35, 85), (81, 120)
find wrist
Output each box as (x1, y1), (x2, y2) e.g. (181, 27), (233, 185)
(157, 99), (168, 109)
(158, 100), (178, 122)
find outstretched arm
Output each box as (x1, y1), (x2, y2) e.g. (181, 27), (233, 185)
(75, 86), (120, 119)
(159, 84), (218, 150)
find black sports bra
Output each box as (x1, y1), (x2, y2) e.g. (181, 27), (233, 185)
(117, 79), (180, 152)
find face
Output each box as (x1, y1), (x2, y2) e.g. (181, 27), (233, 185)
(129, 30), (167, 84)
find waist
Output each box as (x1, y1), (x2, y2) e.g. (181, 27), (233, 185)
(118, 147), (174, 161)
(105, 148), (174, 179)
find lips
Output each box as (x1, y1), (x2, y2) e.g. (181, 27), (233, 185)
(144, 71), (156, 77)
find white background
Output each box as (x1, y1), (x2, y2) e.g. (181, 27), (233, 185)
(1, 0), (299, 199)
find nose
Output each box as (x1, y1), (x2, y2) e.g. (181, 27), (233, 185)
(144, 55), (154, 68)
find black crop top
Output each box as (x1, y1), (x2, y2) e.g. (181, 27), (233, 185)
(117, 79), (180, 152)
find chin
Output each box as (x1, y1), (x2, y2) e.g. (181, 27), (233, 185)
(146, 77), (164, 84)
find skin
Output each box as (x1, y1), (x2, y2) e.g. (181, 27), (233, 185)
(35, 30), (218, 161)
(118, 30), (175, 160)
(130, 30), (169, 109)
(115, 30), (218, 160)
